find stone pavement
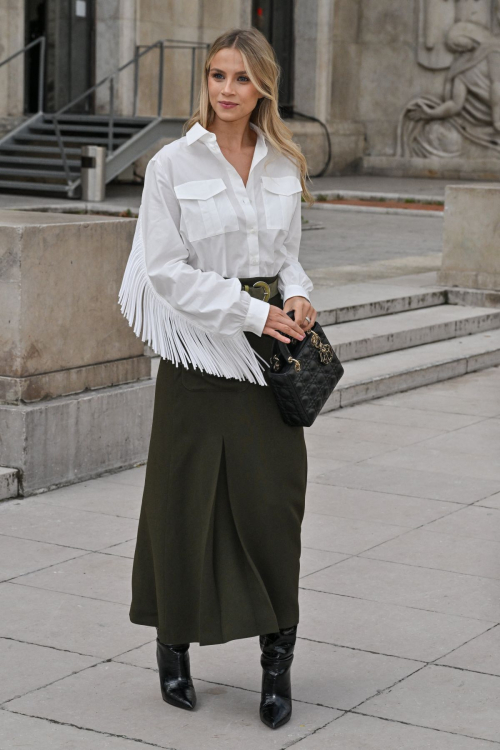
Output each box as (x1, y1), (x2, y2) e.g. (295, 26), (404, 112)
(1, 365), (500, 748)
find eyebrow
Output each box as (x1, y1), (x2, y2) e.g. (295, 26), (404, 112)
(210, 67), (248, 75)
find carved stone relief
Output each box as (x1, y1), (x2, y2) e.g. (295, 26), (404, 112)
(399, 0), (500, 157)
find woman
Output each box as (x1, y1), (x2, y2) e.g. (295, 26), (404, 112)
(118, 27), (316, 730)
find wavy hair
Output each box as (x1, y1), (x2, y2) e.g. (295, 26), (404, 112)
(184, 27), (314, 206)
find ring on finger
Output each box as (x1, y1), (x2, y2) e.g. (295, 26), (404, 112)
(305, 315), (311, 323)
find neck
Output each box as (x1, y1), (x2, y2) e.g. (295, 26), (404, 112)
(208, 115), (256, 151)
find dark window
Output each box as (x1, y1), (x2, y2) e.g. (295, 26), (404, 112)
(252, 1), (294, 117)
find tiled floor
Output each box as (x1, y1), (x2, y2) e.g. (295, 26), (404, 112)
(1, 366), (500, 748)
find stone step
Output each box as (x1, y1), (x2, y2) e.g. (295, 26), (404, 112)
(323, 305), (500, 361)
(312, 282), (447, 326)
(0, 467), (19, 501)
(323, 329), (500, 413)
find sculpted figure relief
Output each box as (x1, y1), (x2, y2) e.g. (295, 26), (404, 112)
(399, 2), (500, 158)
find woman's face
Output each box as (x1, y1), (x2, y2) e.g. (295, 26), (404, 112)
(207, 47), (261, 124)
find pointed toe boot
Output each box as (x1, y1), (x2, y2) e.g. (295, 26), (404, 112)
(259, 624), (297, 729)
(156, 638), (197, 711)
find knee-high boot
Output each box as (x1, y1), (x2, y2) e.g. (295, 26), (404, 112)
(156, 636), (197, 711)
(259, 624), (297, 729)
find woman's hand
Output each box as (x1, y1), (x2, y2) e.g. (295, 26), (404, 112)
(263, 305), (306, 344)
(284, 296), (317, 332)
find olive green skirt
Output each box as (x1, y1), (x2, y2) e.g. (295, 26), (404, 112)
(129, 277), (308, 646)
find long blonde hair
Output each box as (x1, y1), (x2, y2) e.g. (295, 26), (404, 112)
(184, 27), (315, 206)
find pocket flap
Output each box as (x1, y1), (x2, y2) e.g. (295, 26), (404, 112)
(174, 178), (227, 201)
(261, 175), (302, 196)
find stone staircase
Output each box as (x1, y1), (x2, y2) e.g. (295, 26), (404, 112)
(311, 277), (500, 412)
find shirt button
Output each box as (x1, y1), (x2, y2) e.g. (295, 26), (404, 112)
(249, 226), (257, 233)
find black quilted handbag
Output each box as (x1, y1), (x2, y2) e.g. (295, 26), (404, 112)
(266, 311), (344, 427)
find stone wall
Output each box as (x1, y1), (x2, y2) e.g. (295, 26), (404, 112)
(0, 0), (25, 117)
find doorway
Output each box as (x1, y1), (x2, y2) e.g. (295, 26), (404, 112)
(25, 0), (95, 114)
(252, 0), (294, 117)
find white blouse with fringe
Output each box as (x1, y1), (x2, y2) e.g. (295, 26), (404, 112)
(118, 120), (314, 386)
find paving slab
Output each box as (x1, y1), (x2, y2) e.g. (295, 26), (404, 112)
(0, 638), (98, 704)
(12, 552), (133, 605)
(477, 491), (500, 509)
(0, 583), (149, 658)
(301, 511), (407, 555)
(330, 401), (484, 432)
(297, 589), (492, 662)
(0, 535), (87, 582)
(313, 463), (500, 504)
(304, 431), (394, 462)
(290, 712), (500, 750)
(416, 418), (500, 459)
(6, 661), (339, 749)
(299, 547), (349, 578)
(359, 664), (500, 743)
(116, 636), (422, 712)
(307, 413), (444, 446)
(380, 385), (500, 417)
(35, 479), (143, 519)
(301, 557), (500, 621)
(100, 539), (137, 559)
(305, 483), (461, 528)
(361, 528), (500, 579)
(0, 501), (137, 551)
(364, 443), (500, 482)
(437, 625), (500, 676)
(0, 711), (148, 750)
(424, 505), (500, 543)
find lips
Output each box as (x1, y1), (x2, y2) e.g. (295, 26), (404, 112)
(219, 101), (238, 108)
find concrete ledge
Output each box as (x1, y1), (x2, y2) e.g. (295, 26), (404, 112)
(0, 467), (19, 500)
(0, 355), (151, 405)
(361, 156), (500, 181)
(0, 378), (155, 496)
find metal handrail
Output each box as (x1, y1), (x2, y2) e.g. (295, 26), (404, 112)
(0, 36), (46, 113)
(51, 38), (209, 186)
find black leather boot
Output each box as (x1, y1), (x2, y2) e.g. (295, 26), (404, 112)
(259, 624), (297, 729)
(156, 637), (196, 710)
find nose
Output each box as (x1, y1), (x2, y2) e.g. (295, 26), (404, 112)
(221, 77), (236, 96)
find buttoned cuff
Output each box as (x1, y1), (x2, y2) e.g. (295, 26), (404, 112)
(242, 296), (269, 336)
(282, 285), (311, 303)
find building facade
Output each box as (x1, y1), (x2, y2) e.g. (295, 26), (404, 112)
(1, 0), (500, 178)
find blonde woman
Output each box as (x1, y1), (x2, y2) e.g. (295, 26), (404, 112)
(119, 27), (316, 730)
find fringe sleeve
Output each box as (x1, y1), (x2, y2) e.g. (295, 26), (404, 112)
(118, 160), (267, 386)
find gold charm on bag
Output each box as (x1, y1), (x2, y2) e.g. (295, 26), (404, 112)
(288, 357), (301, 372)
(308, 330), (334, 365)
(271, 354), (282, 372)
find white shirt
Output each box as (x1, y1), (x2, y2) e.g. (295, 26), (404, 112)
(118, 120), (313, 386)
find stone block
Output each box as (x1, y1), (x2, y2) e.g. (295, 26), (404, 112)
(0, 210), (149, 403)
(0, 379), (155, 496)
(439, 185), (500, 291)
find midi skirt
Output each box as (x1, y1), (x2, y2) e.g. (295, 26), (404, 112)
(129, 276), (308, 646)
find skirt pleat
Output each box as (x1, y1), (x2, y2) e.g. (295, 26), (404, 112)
(129, 279), (308, 646)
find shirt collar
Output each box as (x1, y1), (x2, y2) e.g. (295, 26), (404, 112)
(185, 120), (267, 156)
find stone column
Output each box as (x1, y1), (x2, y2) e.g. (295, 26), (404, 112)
(0, 0), (25, 119)
(439, 185), (500, 290)
(0, 210), (154, 495)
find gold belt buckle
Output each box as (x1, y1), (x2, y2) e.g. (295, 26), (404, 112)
(252, 280), (271, 302)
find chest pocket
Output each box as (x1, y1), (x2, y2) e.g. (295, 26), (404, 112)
(174, 178), (239, 243)
(261, 175), (302, 231)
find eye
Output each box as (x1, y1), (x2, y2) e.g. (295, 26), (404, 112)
(238, 75), (250, 82)
(211, 72), (224, 79)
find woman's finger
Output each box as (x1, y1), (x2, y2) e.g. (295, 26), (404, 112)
(264, 327), (291, 343)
